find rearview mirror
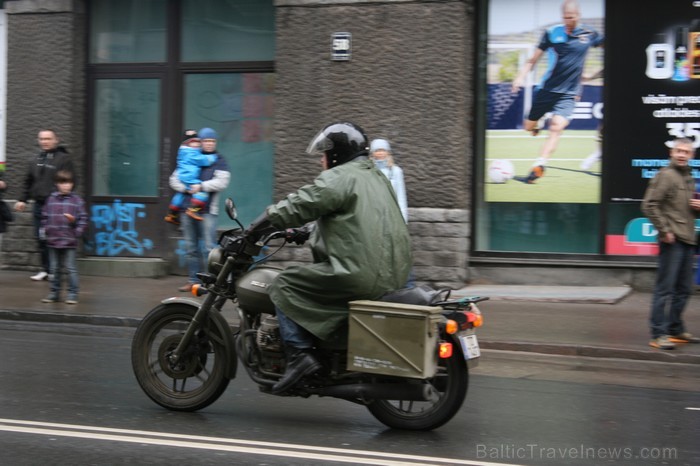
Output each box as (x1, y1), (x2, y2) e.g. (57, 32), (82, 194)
(225, 198), (237, 220)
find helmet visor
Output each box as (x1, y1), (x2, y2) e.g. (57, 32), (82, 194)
(305, 129), (334, 156)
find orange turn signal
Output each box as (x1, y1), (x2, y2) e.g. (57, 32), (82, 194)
(445, 319), (458, 335)
(191, 284), (209, 297)
(439, 342), (453, 359)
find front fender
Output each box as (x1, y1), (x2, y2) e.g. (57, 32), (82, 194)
(152, 299), (239, 379)
(161, 296), (203, 307)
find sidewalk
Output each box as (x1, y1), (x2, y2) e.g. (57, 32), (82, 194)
(1, 270), (699, 365)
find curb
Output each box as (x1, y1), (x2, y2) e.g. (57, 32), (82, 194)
(480, 341), (700, 365)
(3, 309), (699, 365)
(0, 309), (142, 328)
(453, 285), (633, 305)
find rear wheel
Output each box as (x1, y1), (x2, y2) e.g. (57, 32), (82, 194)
(366, 351), (468, 430)
(131, 303), (231, 411)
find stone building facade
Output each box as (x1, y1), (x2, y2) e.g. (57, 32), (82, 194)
(0, 0), (476, 289)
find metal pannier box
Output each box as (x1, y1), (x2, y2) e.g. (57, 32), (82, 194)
(347, 300), (444, 379)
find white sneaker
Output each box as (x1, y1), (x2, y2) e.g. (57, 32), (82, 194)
(581, 151), (601, 170)
(31, 271), (48, 281)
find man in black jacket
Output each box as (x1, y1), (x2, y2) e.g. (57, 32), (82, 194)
(14, 129), (74, 280)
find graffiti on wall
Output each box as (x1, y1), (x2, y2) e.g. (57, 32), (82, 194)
(88, 200), (154, 256)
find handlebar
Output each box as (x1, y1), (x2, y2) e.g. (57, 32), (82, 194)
(256, 230), (288, 245)
(219, 227), (306, 260)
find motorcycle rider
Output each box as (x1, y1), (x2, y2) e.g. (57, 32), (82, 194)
(245, 122), (412, 393)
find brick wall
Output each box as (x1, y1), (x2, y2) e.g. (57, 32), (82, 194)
(273, 0), (474, 209)
(0, 210), (38, 271)
(2, 0), (86, 270)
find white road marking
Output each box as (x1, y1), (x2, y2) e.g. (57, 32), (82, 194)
(685, 407), (700, 411)
(486, 130), (595, 139)
(485, 158), (586, 161)
(0, 418), (523, 466)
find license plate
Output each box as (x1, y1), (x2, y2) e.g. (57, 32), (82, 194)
(459, 333), (480, 359)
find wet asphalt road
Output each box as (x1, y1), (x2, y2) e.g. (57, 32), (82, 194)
(0, 321), (698, 465)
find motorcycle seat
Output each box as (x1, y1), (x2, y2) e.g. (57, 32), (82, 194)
(379, 285), (451, 306)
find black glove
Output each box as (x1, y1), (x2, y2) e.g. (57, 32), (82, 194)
(244, 211), (276, 243)
(285, 227), (310, 245)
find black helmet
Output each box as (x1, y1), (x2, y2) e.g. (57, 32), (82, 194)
(305, 122), (369, 168)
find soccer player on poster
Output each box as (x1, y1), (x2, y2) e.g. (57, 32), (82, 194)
(511, 0), (604, 183)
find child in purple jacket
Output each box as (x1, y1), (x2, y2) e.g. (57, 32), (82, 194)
(40, 170), (88, 304)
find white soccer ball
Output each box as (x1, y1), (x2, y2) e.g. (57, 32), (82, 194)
(487, 159), (515, 184)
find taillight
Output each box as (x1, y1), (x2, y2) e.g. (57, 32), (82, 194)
(445, 306), (484, 331)
(465, 303), (484, 328)
(465, 310), (484, 328)
(439, 342), (453, 358)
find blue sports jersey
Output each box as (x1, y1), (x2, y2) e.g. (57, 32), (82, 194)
(537, 23), (603, 95)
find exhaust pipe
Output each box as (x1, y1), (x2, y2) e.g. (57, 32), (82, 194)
(312, 383), (438, 401)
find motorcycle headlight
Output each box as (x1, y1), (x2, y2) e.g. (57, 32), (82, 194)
(207, 247), (225, 274)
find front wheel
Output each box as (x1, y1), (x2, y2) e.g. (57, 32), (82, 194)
(131, 303), (232, 411)
(366, 351), (468, 431)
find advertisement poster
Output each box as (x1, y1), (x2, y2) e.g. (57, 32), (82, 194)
(605, 0), (700, 254)
(606, 0), (700, 201)
(485, 0), (605, 203)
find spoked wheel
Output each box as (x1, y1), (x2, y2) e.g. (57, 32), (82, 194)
(131, 303), (232, 411)
(366, 351), (468, 430)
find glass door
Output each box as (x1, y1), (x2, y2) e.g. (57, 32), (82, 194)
(87, 77), (166, 258)
(183, 72), (275, 226)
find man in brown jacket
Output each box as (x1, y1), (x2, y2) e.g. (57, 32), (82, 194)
(642, 137), (700, 350)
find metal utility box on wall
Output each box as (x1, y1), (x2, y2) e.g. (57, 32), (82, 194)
(347, 300), (444, 379)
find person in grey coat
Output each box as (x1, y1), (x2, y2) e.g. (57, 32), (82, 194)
(642, 137), (700, 350)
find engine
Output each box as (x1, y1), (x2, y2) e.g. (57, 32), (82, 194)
(256, 314), (283, 352)
(249, 314), (285, 375)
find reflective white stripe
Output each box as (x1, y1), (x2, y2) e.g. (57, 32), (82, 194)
(0, 418), (522, 466)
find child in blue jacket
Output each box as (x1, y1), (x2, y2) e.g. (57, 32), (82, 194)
(165, 129), (217, 224)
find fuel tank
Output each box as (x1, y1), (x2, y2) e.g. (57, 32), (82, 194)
(235, 265), (282, 314)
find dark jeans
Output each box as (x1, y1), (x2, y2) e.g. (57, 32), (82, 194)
(276, 306), (314, 350)
(649, 241), (694, 339)
(48, 247), (79, 297)
(33, 201), (49, 273)
(181, 212), (217, 284)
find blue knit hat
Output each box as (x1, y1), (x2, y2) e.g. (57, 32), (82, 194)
(198, 127), (218, 140)
(370, 138), (391, 154)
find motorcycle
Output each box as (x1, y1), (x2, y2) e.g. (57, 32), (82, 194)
(131, 199), (486, 431)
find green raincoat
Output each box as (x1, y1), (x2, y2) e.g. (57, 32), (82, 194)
(266, 158), (412, 341)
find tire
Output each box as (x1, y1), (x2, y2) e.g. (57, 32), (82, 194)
(366, 350), (468, 431)
(131, 303), (231, 411)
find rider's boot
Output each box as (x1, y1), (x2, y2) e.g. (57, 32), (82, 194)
(272, 348), (321, 394)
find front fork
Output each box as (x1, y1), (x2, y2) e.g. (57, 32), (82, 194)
(168, 255), (237, 365)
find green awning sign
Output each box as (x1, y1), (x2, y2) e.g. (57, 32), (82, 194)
(625, 217), (700, 243)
